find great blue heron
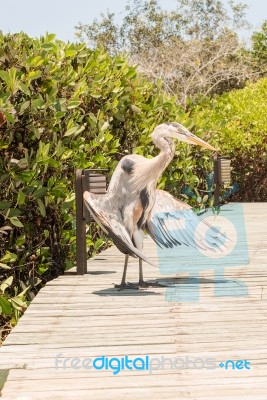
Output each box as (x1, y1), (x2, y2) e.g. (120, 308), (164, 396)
(84, 122), (226, 289)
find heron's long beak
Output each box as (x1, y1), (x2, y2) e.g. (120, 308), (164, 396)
(186, 133), (217, 151)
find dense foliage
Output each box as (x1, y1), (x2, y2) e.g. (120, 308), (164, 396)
(191, 78), (267, 202)
(0, 32), (266, 342)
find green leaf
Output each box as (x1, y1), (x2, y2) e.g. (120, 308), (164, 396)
(32, 187), (47, 199)
(131, 105), (141, 113)
(37, 198), (46, 217)
(0, 68), (19, 92)
(20, 101), (30, 112)
(29, 56), (44, 68)
(0, 201), (12, 210)
(65, 48), (77, 57)
(10, 217), (23, 228)
(1, 252), (17, 264)
(105, 133), (113, 142)
(0, 70), (9, 85)
(46, 33), (56, 41)
(64, 126), (79, 137)
(38, 265), (49, 275)
(60, 149), (73, 160)
(16, 235), (26, 247)
(41, 41), (57, 51)
(31, 98), (45, 109)
(56, 111), (65, 118)
(5, 112), (15, 123)
(11, 296), (27, 311)
(94, 238), (105, 250)
(0, 297), (12, 315)
(112, 87), (122, 93)
(0, 276), (13, 293)
(89, 113), (97, 123)
(62, 192), (75, 210)
(28, 71), (42, 80)
(7, 209), (21, 218)
(18, 82), (30, 95)
(17, 191), (26, 206)
(0, 263), (11, 270)
(64, 193), (75, 203)
(67, 100), (81, 109)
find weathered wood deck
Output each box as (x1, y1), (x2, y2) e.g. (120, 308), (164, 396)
(0, 203), (267, 400)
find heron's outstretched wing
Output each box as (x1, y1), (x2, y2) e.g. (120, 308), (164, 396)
(146, 190), (228, 253)
(83, 191), (156, 266)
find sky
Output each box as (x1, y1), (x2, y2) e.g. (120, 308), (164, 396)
(0, 0), (266, 43)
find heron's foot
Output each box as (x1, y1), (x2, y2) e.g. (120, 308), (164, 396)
(114, 282), (139, 290)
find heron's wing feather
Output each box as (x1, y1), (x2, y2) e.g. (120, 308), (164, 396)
(83, 191), (156, 267)
(146, 190), (228, 253)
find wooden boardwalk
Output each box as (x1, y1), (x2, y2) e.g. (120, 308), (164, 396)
(0, 203), (267, 400)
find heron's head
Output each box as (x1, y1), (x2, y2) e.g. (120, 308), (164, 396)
(152, 122), (216, 151)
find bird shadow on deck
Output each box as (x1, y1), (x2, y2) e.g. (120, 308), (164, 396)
(92, 277), (232, 297)
(148, 277), (229, 285)
(92, 288), (161, 297)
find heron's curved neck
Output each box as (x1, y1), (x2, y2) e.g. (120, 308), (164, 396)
(152, 134), (175, 172)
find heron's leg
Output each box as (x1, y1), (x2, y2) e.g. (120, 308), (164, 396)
(138, 258), (149, 287)
(120, 254), (129, 287)
(139, 258), (143, 282)
(133, 230), (148, 287)
(114, 255), (131, 290)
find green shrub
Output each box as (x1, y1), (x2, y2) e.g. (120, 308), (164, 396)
(191, 78), (267, 201)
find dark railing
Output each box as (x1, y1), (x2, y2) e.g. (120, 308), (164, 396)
(214, 156), (231, 206)
(75, 169), (107, 275)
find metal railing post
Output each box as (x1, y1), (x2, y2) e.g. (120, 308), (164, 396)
(214, 157), (220, 207)
(75, 170), (87, 275)
(213, 156), (231, 207)
(75, 169), (107, 275)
